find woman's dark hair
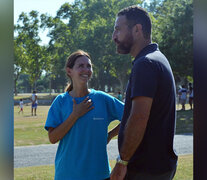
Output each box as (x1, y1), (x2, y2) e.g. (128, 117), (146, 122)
(118, 5), (151, 39)
(65, 50), (91, 92)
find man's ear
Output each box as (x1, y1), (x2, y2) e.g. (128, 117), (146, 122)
(134, 24), (142, 33)
(66, 67), (72, 76)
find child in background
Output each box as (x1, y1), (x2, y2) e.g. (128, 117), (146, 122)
(117, 91), (123, 101)
(18, 99), (23, 114)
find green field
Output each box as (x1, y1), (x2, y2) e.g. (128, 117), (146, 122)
(14, 104), (193, 146)
(14, 95), (193, 179)
(14, 154), (193, 180)
(14, 105), (120, 146)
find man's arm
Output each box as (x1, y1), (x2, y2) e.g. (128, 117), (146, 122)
(120, 96), (152, 160)
(110, 96), (153, 180)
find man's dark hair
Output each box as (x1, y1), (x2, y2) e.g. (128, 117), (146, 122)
(118, 5), (151, 39)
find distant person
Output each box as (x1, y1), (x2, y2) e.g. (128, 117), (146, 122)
(18, 99), (23, 114)
(111, 5), (177, 180)
(188, 83), (193, 110)
(31, 90), (38, 116)
(122, 92), (126, 103)
(117, 91), (123, 101)
(178, 85), (187, 110)
(45, 50), (124, 180)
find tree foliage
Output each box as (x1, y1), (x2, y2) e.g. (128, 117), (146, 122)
(14, 0), (193, 93)
(15, 11), (48, 91)
(150, 0), (193, 82)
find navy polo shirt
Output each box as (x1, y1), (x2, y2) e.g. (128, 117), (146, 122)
(118, 43), (178, 174)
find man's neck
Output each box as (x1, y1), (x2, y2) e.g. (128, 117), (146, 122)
(130, 39), (151, 58)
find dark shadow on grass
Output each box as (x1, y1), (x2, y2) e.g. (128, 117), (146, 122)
(23, 115), (38, 117)
(176, 109), (193, 134)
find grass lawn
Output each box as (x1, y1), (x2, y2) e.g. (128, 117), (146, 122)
(14, 105), (120, 146)
(176, 106), (193, 134)
(14, 154), (193, 180)
(14, 104), (193, 146)
(14, 105), (50, 146)
(14, 97), (193, 179)
(14, 93), (58, 101)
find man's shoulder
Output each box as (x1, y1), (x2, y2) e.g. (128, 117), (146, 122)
(132, 56), (156, 71)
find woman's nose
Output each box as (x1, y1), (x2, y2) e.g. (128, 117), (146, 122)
(83, 66), (91, 72)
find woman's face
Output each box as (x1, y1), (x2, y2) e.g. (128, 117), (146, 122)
(67, 56), (93, 84)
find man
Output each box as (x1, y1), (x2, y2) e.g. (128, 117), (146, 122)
(188, 83), (193, 110)
(111, 5), (178, 180)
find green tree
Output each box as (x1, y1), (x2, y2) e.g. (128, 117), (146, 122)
(71, 0), (143, 92)
(15, 11), (48, 91)
(15, 0), (192, 94)
(152, 0), (193, 82)
(39, 0), (143, 93)
(14, 38), (28, 95)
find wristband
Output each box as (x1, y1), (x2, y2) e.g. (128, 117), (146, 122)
(116, 155), (128, 166)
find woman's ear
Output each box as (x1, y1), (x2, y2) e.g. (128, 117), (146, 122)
(66, 67), (72, 76)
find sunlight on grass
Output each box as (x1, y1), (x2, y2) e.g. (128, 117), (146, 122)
(14, 93), (58, 101)
(14, 104), (193, 146)
(14, 105), (121, 146)
(14, 165), (55, 180)
(14, 154), (193, 180)
(14, 98), (193, 179)
(14, 105), (50, 146)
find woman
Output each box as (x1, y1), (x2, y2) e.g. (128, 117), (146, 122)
(45, 50), (124, 180)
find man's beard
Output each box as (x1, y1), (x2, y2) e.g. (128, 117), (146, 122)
(116, 32), (134, 54)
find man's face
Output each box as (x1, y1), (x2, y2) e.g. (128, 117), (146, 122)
(112, 15), (134, 54)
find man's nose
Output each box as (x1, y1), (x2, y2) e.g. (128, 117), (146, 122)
(112, 31), (116, 41)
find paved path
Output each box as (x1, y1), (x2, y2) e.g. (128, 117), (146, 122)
(14, 134), (193, 168)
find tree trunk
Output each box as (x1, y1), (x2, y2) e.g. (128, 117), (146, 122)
(14, 79), (18, 96)
(117, 76), (124, 95)
(49, 75), (52, 95)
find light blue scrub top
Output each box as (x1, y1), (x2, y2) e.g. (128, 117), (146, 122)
(45, 89), (124, 180)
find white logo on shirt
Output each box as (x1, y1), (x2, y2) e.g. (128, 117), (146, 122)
(93, 117), (104, 120)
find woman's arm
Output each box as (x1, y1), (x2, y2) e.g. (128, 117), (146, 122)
(107, 124), (120, 144)
(48, 97), (94, 144)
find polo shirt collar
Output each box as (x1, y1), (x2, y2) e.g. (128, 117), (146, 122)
(132, 43), (158, 65)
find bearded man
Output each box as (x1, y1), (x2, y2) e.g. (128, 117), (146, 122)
(111, 5), (178, 180)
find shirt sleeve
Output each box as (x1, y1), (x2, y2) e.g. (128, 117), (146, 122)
(131, 58), (158, 99)
(105, 94), (124, 124)
(44, 96), (63, 131)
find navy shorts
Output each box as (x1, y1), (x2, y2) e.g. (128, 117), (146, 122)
(32, 103), (37, 108)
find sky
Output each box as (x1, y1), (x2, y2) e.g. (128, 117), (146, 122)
(14, 0), (151, 45)
(14, 0), (74, 44)
(14, 0), (74, 23)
